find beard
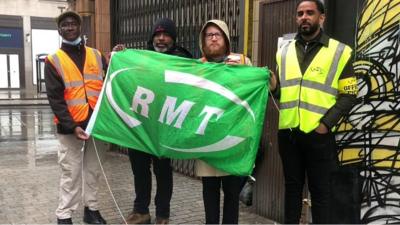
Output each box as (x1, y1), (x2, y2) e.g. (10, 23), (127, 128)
(153, 41), (173, 53)
(203, 43), (227, 59)
(298, 22), (320, 36)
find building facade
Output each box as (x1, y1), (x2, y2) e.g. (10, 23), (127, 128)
(2, 0), (396, 223)
(52, 0), (400, 223)
(0, 0), (70, 93)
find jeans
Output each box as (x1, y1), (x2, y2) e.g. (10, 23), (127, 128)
(128, 150), (173, 219)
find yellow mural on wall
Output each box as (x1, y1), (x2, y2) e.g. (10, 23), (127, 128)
(335, 0), (400, 223)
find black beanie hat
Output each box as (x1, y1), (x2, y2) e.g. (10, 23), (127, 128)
(151, 18), (177, 41)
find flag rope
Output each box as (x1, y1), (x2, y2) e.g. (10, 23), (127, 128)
(92, 137), (128, 225)
(268, 87), (290, 133)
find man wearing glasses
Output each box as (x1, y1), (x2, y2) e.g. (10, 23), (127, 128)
(195, 19), (252, 224)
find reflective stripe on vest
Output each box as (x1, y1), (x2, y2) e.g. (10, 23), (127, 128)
(66, 98), (87, 106)
(276, 38), (352, 133)
(47, 46), (103, 124)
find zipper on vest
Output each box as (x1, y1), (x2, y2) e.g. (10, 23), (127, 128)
(82, 78), (89, 106)
(81, 47), (90, 108)
(298, 41), (307, 130)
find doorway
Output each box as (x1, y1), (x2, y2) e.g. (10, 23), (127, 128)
(0, 53), (20, 89)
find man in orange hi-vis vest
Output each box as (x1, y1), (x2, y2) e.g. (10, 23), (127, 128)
(44, 11), (108, 225)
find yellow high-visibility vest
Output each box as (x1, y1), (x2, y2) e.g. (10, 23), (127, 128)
(47, 47), (103, 124)
(276, 38), (352, 133)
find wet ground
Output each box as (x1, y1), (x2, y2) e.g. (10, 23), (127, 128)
(0, 106), (275, 224)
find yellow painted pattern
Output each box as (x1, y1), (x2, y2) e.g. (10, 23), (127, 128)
(371, 148), (400, 168)
(357, 0), (400, 51)
(340, 0), (400, 169)
(339, 148), (364, 164)
(374, 115), (400, 131)
(341, 148), (400, 168)
(336, 121), (354, 132)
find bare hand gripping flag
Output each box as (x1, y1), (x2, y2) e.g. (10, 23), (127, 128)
(86, 49), (269, 175)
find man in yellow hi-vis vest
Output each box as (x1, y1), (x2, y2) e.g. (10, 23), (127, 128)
(44, 11), (108, 225)
(270, 0), (358, 223)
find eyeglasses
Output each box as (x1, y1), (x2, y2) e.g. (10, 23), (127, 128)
(205, 32), (223, 40)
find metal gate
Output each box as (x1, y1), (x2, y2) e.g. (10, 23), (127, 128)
(111, 0), (245, 58)
(110, 0), (246, 176)
(256, 0), (298, 223)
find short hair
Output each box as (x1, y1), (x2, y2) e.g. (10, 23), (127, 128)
(296, 0), (325, 14)
(56, 11), (82, 27)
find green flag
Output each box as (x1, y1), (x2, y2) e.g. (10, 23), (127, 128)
(87, 49), (269, 175)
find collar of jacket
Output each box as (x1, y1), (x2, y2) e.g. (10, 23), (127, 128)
(295, 29), (330, 47)
(204, 55), (228, 63)
(61, 41), (85, 54)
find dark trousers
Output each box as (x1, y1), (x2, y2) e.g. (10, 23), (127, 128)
(202, 176), (242, 224)
(278, 129), (338, 224)
(329, 165), (363, 224)
(128, 150), (173, 218)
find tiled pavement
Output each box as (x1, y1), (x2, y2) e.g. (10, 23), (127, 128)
(0, 107), (275, 224)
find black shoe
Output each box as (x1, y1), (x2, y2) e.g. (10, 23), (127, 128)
(83, 207), (107, 224)
(57, 218), (73, 224)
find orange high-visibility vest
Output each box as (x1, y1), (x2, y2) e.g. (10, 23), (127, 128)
(47, 47), (103, 124)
